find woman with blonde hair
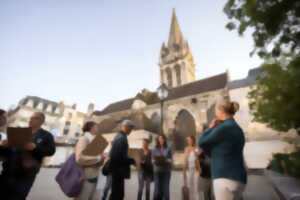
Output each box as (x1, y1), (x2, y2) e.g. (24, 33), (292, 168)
(75, 121), (105, 200)
(198, 100), (247, 200)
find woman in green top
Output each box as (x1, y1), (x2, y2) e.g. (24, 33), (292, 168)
(198, 100), (247, 200)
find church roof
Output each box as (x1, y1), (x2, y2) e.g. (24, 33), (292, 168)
(168, 9), (185, 48)
(93, 98), (135, 116)
(166, 72), (228, 100)
(93, 72), (228, 116)
(227, 67), (265, 89)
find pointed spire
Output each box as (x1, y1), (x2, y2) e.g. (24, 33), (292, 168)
(161, 42), (166, 50)
(168, 9), (185, 49)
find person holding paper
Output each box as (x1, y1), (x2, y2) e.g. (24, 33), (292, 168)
(152, 135), (173, 200)
(137, 139), (153, 200)
(75, 121), (105, 200)
(0, 112), (56, 200)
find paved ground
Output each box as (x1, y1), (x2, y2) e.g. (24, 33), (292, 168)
(28, 168), (280, 200)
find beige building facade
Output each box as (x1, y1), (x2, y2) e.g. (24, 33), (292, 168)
(8, 96), (90, 141)
(7, 96), (94, 166)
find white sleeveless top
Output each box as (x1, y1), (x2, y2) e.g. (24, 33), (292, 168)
(188, 151), (196, 169)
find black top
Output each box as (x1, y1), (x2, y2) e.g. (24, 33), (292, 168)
(139, 149), (153, 180)
(109, 131), (135, 179)
(31, 128), (56, 162)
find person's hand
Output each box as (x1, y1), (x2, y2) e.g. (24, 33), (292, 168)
(183, 172), (187, 186)
(195, 147), (202, 156)
(99, 154), (106, 162)
(24, 142), (36, 151)
(0, 140), (8, 146)
(209, 119), (218, 129)
(129, 158), (136, 166)
(209, 119), (223, 129)
(163, 158), (171, 164)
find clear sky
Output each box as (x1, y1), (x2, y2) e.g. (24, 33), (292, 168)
(0, 0), (263, 113)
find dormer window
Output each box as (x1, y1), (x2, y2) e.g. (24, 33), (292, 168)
(46, 104), (53, 113)
(37, 102), (43, 110)
(26, 99), (34, 107)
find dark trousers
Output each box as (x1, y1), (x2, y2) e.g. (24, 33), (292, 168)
(137, 170), (151, 200)
(153, 171), (171, 200)
(1, 175), (36, 200)
(102, 174), (112, 200)
(0, 149), (36, 200)
(109, 172), (125, 200)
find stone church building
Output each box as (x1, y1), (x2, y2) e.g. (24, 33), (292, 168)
(91, 10), (232, 151)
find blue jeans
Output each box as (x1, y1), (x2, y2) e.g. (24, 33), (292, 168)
(153, 171), (171, 200)
(137, 170), (151, 200)
(102, 174), (112, 200)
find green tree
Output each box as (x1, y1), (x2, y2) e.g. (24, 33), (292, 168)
(248, 56), (300, 134)
(224, 0), (300, 58)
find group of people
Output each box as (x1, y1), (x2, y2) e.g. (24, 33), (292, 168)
(0, 98), (248, 200)
(75, 119), (173, 200)
(74, 99), (247, 200)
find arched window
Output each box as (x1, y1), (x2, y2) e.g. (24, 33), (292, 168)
(174, 109), (196, 151)
(151, 112), (161, 134)
(166, 68), (172, 87)
(175, 64), (181, 86)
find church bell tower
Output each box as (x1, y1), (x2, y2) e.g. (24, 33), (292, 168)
(159, 9), (196, 88)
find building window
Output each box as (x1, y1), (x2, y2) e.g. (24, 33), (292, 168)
(175, 65), (181, 86)
(166, 68), (172, 87)
(63, 121), (71, 136)
(75, 132), (80, 137)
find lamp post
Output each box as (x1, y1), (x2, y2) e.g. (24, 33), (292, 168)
(157, 83), (169, 135)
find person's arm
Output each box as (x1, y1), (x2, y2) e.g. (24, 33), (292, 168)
(165, 147), (173, 164)
(152, 148), (160, 165)
(31, 133), (56, 160)
(183, 148), (188, 174)
(75, 136), (102, 166)
(198, 125), (226, 149)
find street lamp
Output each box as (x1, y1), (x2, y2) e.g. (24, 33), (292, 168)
(157, 83), (169, 135)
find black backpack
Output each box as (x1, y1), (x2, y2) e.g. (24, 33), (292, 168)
(199, 152), (211, 179)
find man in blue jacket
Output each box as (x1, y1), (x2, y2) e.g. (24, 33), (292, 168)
(109, 120), (136, 200)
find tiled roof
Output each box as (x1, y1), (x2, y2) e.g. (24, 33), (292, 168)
(20, 96), (59, 114)
(165, 72), (228, 101)
(93, 98), (135, 116)
(93, 72), (228, 116)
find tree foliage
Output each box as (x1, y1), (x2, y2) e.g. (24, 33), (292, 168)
(224, 0), (300, 58)
(248, 56), (300, 134)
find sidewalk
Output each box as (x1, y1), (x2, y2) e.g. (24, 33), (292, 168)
(28, 168), (279, 200)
